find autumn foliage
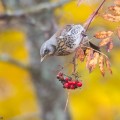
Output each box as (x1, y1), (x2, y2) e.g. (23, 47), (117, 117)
(103, 0), (120, 22)
(74, 0), (120, 77)
(57, 0), (120, 87)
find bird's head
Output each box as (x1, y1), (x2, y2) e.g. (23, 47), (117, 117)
(40, 42), (56, 62)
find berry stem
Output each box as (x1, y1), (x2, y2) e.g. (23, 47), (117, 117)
(72, 52), (78, 79)
(64, 91), (70, 112)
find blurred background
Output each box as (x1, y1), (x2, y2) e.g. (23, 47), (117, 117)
(0, 0), (120, 120)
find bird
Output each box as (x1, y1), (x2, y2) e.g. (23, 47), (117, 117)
(40, 24), (99, 62)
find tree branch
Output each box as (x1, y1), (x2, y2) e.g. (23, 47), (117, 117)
(0, 0), (70, 20)
(73, 0), (106, 75)
(84, 0), (106, 31)
(0, 54), (29, 70)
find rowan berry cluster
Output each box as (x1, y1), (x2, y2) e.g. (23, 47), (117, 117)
(56, 72), (82, 90)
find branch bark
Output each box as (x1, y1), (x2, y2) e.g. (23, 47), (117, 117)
(0, 54), (29, 70)
(0, 0), (71, 120)
(84, 0), (106, 31)
(0, 0), (70, 20)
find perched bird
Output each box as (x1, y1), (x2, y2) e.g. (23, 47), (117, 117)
(40, 24), (99, 62)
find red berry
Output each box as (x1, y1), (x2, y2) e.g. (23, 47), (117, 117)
(68, 81), (73, 85)
(75, 80), (79, 83)
(65, 77), (69, 81)
(70, 85), (75, 89)
(63, 83), (69, 88)
(77, 82), (82, 87)
(72, 81), (76, 85)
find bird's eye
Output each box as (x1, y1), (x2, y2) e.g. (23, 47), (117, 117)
(44, 49), (49, 54)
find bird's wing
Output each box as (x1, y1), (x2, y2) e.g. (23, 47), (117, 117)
(56, 24), (83, 50)
(56, 24), (74, 38)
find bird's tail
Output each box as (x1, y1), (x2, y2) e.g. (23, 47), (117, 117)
(81, 36), (100, 52)
(89, 42), (100, 52)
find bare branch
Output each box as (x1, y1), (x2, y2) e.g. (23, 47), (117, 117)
(0, 54), (29, 70)
(0, 0), (70, 20)
(84, 0), (106, 31)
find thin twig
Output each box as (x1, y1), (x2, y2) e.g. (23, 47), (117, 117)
(72, 52), (77, 76)
(84, 0), (106, 31)
(77, 0), (84, 6)
(80, 0), (106, 44)
(81, 37), (94, 45)
(82, 45), (109, 59)
(64, 91), (70, 112)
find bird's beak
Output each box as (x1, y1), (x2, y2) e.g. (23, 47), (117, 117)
(41, 57), (44, 62)
(40, 55), (47, 62)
